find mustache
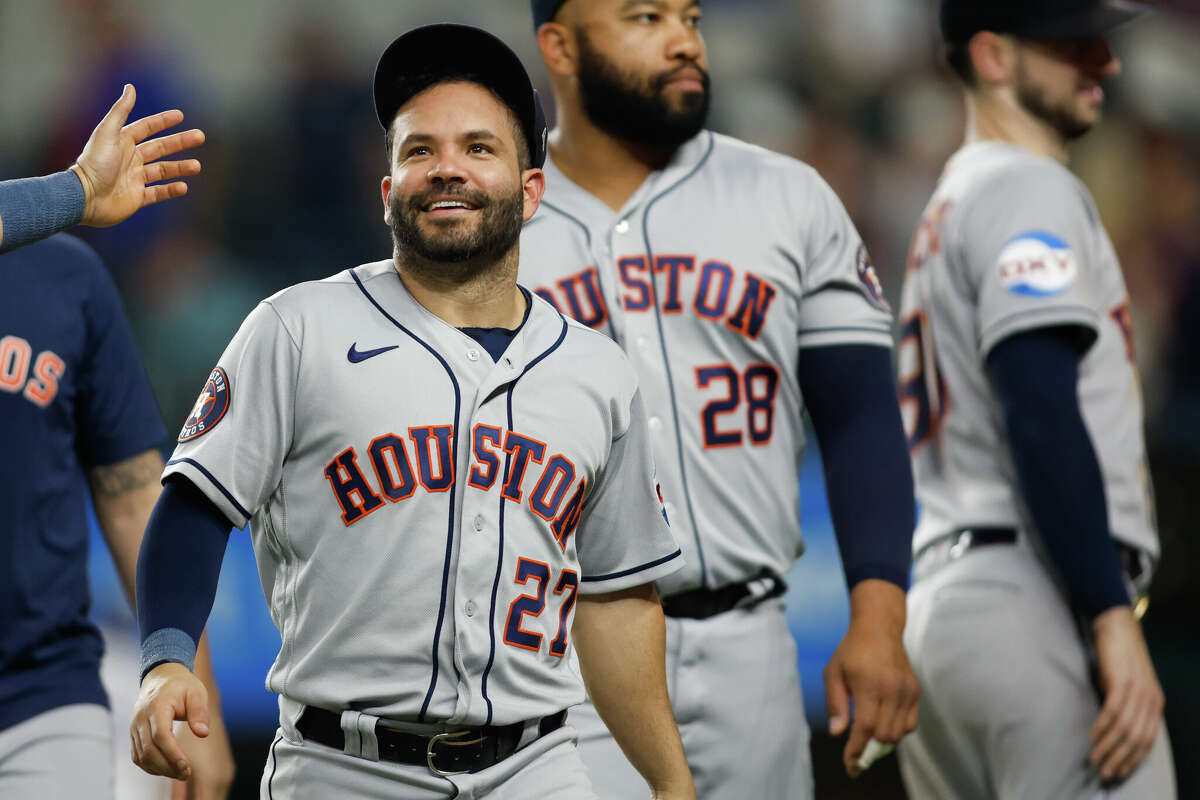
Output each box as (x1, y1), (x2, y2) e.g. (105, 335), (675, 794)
(400, 186), (492, 212)
(651, 63), (710, 93)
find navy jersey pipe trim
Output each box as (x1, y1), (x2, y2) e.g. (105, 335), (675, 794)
(350, 268), (462, 722)
(582, 549), (684, 583)
(640, 131), (716, 588)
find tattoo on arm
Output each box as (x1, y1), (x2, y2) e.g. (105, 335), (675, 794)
(88, 449), (164, 499)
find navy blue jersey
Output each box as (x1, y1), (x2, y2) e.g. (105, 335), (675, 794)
(0, 234), (165, 731)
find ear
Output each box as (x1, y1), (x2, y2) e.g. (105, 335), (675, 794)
(520, 167), (547, 223)
(381, 176), (393, 225)
(969, 31), (1018, 87)
(537, 22), (577, 77)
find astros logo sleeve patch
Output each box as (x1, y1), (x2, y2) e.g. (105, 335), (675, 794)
(179, 367), (231, 442)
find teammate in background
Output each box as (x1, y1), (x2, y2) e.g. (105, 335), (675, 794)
(0, 83), (203, 254)
(897, 2), (1176, 797)
(523, 1), (919, 795)
(0, 232), (233, 798)
(130, 23), (693, 799)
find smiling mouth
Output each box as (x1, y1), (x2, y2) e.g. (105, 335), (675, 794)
(423, 199), (479, 213)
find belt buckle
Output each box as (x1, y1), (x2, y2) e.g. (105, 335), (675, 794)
(426, 729), (473, 777)
(948, 530), (973, 560)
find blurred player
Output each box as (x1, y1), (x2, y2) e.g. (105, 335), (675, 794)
(0, 233), (232, 800)
(522, 1), (919, 796)
(897, 1), (1177, 797)
(129, 24), (693, 800)
(0, 84), (203, 254)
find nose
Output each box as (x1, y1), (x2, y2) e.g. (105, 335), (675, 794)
(427, 154), (468, 185)
(665, 19), (703, 63)
(1087, 35), (1121, 77)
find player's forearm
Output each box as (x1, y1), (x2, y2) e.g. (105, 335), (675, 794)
(137, 477), (232, 679)
(90, 448), (167, 608)
(987, 327), (1129, 620)
(0, 172), (86, 254)
(573, 584), (694, 796)
(799, 344), (914, 589)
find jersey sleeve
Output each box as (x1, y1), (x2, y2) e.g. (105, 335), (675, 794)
(74, 238), (167, 466)
(795, 173), (894, 349)
(575, 388), (684, 594)
(161, 300), (298, 528)
(957, 164), (1101, 357)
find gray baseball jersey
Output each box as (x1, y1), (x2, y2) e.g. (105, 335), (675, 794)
(519, 131), (893, 596)
(899, 140), (1158, 559)
(163, 258), (682, 727)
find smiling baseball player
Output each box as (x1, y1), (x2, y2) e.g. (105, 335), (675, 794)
(128, 23), (694, 799)
(522, 1), (920, 796)
(898, 2), (1176, 798)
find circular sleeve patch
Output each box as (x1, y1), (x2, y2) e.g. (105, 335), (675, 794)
(178, 367), (231, 442)
(996, 230), (1078, 297)
(856, 243), (890, 311)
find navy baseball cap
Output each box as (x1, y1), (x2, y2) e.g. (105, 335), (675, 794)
(940, 0), (1151, 43)
(532, 0), (569, 29)
(373, 23), (548, 169)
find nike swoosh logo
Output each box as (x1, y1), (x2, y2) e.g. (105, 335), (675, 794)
(347, 343), (399, 363)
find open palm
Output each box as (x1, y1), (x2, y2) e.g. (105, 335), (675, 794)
(71, 84), (205, 227)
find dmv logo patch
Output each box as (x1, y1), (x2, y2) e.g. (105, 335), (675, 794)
(179, 367), (230, 442)
(997, 231), (1078, 297)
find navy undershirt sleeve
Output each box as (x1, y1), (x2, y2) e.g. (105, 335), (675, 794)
(986, 326), (1129, 620)
(136, 476), (232, 679)
(798, 344), (914, 590)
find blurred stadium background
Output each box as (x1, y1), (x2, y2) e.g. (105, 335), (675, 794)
(3, 0), (1197, 796)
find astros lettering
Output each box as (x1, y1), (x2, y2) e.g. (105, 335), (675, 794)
(323, 424), (586, 550)
(533, 257), (778, 340)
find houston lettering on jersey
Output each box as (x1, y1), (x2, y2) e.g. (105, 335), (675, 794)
(323, 424), (585, 551)
(534, 257), (778, 340)
(0, 334), (65, 408)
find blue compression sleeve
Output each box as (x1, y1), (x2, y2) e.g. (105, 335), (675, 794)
(986, 327), (1129, 620)
(136, 477), (232, 680)
(0, 172), (86, 253)
(798, 344), (914, 590)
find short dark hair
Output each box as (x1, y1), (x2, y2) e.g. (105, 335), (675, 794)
(943, 39), (978, 87)
(383, 70), (530, 171)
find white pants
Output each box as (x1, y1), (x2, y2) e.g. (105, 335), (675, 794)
(575, 598), (813, 800)
(260, 714), (594, 799)
(0, 703), (112, 800)
(899, 541), (1176, 800)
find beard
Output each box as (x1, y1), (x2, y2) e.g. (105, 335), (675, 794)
(389, 183), (525, 281)
(1015, 60), (1095, 141)
(575, 29), (710, 148)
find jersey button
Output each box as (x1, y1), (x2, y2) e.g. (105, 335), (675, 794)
(466, 348), (481, 362)
(615, 219), (630, 234)
(648, 416), (663, 432)
(465, 600), (477, 617)
(473, 515), (485, 532)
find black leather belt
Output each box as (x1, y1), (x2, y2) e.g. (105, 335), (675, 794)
(915, 527), (1149, 599)
(661, 569), (787, 619)
(296, 706), (567, 775)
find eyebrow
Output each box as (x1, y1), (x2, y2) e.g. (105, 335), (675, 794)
(396, 129), (505, 150)
(618, 0), (701, 10)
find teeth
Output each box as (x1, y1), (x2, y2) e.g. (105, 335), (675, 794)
(429, 201), (470, 210)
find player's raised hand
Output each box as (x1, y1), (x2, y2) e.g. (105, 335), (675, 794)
(131, 662), (211, 782)
(1089, 606), (1165, 781)
(824, 579), (920, 778)
(70, 84), (204, 228)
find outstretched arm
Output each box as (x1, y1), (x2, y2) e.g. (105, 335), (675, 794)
(90, 453), (234, 798)
(0, 84), (203, 253)
(573, 583), (694, 800)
